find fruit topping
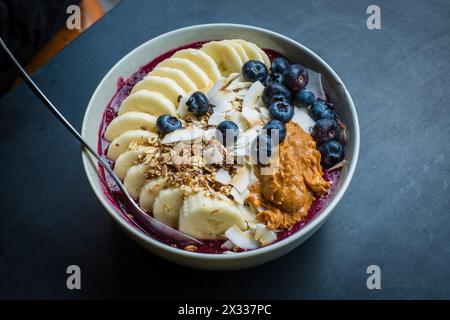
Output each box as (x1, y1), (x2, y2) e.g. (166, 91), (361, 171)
(156, 114), (182, 135)
(310, 99), (335, 120)
(293, 89), (315, 107)
(242, 60), (269, 83)
(263, 119), (287, 143)
(284, 64), (308, 92)
(262, 82), (291, 106)
(271, 57), (290, 75)
(186, 91), (209, 117)
(311, 118), (340, 145)
(318, 140), (344, 168)
(215, 120), (239, 146)
(269, 100), (295, 123)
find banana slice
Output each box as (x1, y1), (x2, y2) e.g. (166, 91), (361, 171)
(107, 129), (156, 161)
(158, 57), (211, 90)
(139, 177), (167, 212)
(114, 147), (148, 180)
(153, 187), (184, 228)
(231, 39), (270, 69)
(123, 163), (148, 199)
(178, 191), (247, 240)
(148, 67), (198, 92)
(173, 49), (221, 82)
(118, 90), (177, 116)
(104, 112), (156, 141)
(224, 40), (249, 63)
(130, 76), (185, 105)
(201, 41), (243, 76)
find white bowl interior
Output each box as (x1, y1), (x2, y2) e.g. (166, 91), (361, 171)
(81, 24), (359, 270)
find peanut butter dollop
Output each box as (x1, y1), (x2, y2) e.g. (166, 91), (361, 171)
(247, 122), (331, 230)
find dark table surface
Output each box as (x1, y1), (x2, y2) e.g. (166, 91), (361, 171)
(1, 0), (449, 299)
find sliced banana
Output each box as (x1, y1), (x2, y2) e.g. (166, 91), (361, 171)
(104, 112), (156, 141)
(118, 90), (177, 116)
(130, 76), (185, 105)
(231, 39), (270, 69)
(139, 177), (167, 212)
(148, 67), (198, 92)
(224, 40), (249, 63)
(158, 57), (211, 90)
(173, 49), (221, 82)
(114, 147), (148, 180)
(153, 187), (184, 228)
(178, 191), (247, 240)
(123, 163), (148, 199)
(107, 129), (156, 161)
(201, 41), (243, 76)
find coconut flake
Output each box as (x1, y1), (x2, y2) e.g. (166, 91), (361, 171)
(230, 187), (249, 204)
(202, 128), (217, 140)
(255, 223), (277, 246)
(208, 112), (227, 126)
(161, 127), (203, 144)
(203, 143), (224, 164)
(225, 225), (260, 250)
(226, 76), (252, 91)
(215, 168), (231, 185)
(230, 167), (250, 193)
(242, 107), (263, 127)
(177, 94), (190, 119)
(306, 68), (326, 101)
(221, 240), (234, 250)
(292, 107), (315, 133)
(243, 81), (265, 110)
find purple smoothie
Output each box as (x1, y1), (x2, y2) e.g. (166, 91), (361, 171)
(97, 41), (342, 254)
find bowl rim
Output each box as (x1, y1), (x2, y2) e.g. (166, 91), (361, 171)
(81, 23), (360, 260)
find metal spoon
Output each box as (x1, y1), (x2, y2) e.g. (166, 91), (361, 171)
(0, 37), (202, 246)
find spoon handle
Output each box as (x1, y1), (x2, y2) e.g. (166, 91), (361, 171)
(0, 37), (202, 245)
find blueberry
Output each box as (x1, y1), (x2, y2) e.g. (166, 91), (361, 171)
(284, 64), (308, 92)
(262, 83), (291, 106)
(271, 57), (290, 75)
(215, 120), (239, 146)
(264, 73), (284, 86)
(269, 100), (294, 123)
(293, 90), (315, 107)
(310, 99), (335, 120)
(252, 134), (273, 165)
(263, 119), (286, 143)
(318, 140), (344, 169)
(186, 91), (209, 117)
(242, 60), (268, 83)
(156, 114), (182, 135)
(311, 118), (340, 145)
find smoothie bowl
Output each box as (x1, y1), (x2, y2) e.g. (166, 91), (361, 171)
(81, 24), (359, 270)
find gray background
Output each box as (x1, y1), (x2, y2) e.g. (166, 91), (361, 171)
(0, 0), (449, 299)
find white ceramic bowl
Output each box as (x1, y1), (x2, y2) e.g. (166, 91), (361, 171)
(81, 24), (359, 270)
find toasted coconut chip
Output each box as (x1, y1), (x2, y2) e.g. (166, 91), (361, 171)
(328, 159), (347, 171)
(161, 127), (203, 144)
(243, 81), (265, 110)
(177, 94), (191, 119)
(215, 168), (232, 185)
(306, 68), (326, 101)
(223, 73), (241, 86)
(226, 76), (252, 91)
(230, 186), (250, 204)
(207, 78), (225, 98)
(221, 239), (234, 250)
(208, 112), (227, 126)
(202, 128), (217, 140)
(255, 223), (277, 246)
(225, 225), (260, 250)
(237, 204), (257, 223)
(230, 166), (250, 193)
(292, 107), (315, 133)
(242, 107), (263, 127)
